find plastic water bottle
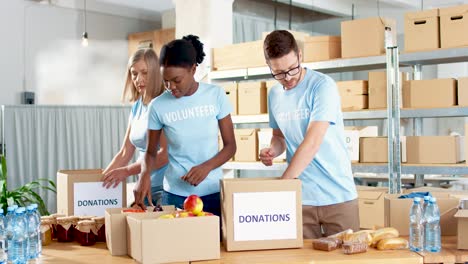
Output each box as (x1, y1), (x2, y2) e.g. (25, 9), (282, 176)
(409, 197), (424, 252)
(31, 204), (41, 257)
(423, 196), (431, 213)
(0, 209), (7, 264)
(425, 197), (441, 252)
(12, 207), (28, 264)
(5, 206), (16, 263)
(25, 206), (39, 260)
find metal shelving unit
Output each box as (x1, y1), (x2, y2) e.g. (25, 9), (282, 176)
(216, 46), (468, 190)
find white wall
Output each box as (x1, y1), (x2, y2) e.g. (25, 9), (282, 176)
(0, 0), (160, 105)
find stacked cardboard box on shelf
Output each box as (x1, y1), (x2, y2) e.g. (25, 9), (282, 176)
(128, 28), (175, 57)
(344, 126), (379, 162)
(336, 80), (368, 111)
(368, 71), (409, 109)
(234, 129), (258, 162)
(458, 77), (468, 106)
(359, 137), (407, 163)
(303, 36), (341, 62)
(222, 83), (238, 115)
(403, 78), (457, 108)
(440, 4), (468, 48)
(238, 81), (267, 115)
(212, 41), (265, 71)
(406, 136), (465, 164)
(404, 9), (440, 52)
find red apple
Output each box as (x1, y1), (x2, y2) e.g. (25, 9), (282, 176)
(173, 211), (196, 218)
(183, 194), (203, 215)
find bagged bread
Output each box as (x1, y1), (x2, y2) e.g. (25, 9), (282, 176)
(344, 230), (373, 246)
(327, 229), (353, 241)
(377, 237), (409, 250)
(371, 227), (399, 247)
(342, 241), (368, 254)
(312, 237), (342, 251)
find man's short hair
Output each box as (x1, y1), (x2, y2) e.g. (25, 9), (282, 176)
(263, 30), (299, 60)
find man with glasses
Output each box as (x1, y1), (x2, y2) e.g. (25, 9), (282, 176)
(259, 30), (359, 238)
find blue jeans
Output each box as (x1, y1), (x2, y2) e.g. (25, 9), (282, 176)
(161, 191), (221, 217)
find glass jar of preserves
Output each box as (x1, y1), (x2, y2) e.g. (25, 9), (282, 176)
(49, 213), (65, 240)
(40, 217), (54, 246)
(92, 217), (106, 243)
(75, 220), (96, 246)
(56, 216), (78, 242)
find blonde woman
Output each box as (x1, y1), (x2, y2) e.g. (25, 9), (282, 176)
(102, 48), (168, 206)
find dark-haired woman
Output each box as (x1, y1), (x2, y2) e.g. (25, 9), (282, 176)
(134, 35), (236, 216)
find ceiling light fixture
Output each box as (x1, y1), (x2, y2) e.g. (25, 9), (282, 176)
(81, 0), (88, 47)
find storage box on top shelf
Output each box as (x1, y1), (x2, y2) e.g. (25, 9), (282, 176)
(336, 80), (368, 111)
(455, 209), (468, 249)
(404, 9), (440, 52)
(234, 129), (258, 162)
(57, 169), (127, 217)
(359, 137), (407, 163)
(221, 178), (303, 251)
(440, 4), (468, 48)
(257, 128), (286, 162)
(403, 78), (457, 108)
(105, 206), (174, 256)
(385, 191), (463, 236)
(341, 17), (396, 58)
(222, 82), (238, 115)
(237, 81), (267, 115)
(458, 77), (468, 106)
(344, 126), (379, 162)
(356, 186), (388, 229)
(406, 136), (465, 164)
(212, 40), (265, 71)
(303, 36), (341, 62)
(126, 211), (220, 263)
(368, 71), (409, 109)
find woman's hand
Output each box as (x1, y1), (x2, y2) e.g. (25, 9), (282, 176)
(181, 164), (211, 186)
(102, 167), (128, 189)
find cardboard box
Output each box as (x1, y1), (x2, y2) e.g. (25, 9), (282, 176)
(359, 137), (407, 163)
(458, 77), (468, 106)
(303, 36), (341, 62)
(385, 192), (460, 236)
(404, 9), (440, 52)
(128, 28), (175, 58)
(403, 78), (457, 108)
(234, 129), (258, 162)
(341, 17), (396, 58)
(455, 209), (468, 249)
(221, 178), (303, 251)
(222, 82), (238, 115)
(238, 82), (267, 115)
(127, 212), (220, 263)
(344, 126), (379, 162)
(257, 128), (286, 162)
(357, 186), (388, 229)
(406, 136), (465, 164)
(368, 71), (409, 109)
(212, 41), (265, 71)
(105, 206), (174, 256)
(440, 4), (468, 48)
(466, 124), (468, 164)
(336, 80), (368, 97)
(341, 95), (368, 111)
(57, 169), (126, 216)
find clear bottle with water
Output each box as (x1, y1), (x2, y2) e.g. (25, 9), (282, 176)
(0, 209), (7, 264)
(425, 197), (441, 252)
(11, 207), (28, 264)
(409, 197), (424, 252)
(31, 204), (41, 257)
(423, 195), (431, 213)
(25, 205), (39, 260)
(5, 206), (16, 263)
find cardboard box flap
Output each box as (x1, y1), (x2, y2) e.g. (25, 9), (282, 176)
(455, 209), (468, 218)
(234, 129), (256, 137)
(305, 35), (341, 43)
(405, 9), (439, 20)
(440, 4), (468, 16)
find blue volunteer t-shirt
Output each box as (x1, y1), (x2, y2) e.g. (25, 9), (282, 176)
(268, 68), (357, 206)
(148, 82), (232, 197)
(129, 98), (167, 190)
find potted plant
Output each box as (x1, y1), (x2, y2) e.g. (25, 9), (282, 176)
(0, 155), (56, 215)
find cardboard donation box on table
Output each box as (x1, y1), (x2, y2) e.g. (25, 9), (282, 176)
(57, 169), (126, 217)
(455, 209), (468, 249)
(126, 211), (220, 263)
(221, 178), (303, 251)
(357, 186), (388, 229)
(105, 206), (174, 256)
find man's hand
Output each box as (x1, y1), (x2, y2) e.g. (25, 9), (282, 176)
(133, 175), (152, 210)
(259, 148), (277, 166)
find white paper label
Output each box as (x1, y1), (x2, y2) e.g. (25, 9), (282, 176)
(74, 182), (123, 216)
(233, 191), (297, 241)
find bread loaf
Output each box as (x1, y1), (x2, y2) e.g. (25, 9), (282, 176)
(376, 237), (409, 250)
(371, 227), (399, 247)
(344, 230), (373, 246)
(342, 241), (368, 254)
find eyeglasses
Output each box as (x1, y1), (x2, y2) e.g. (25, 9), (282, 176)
(269, 57), (301, 80)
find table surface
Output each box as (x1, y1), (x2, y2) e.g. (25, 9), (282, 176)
(37, 237), (468, 264)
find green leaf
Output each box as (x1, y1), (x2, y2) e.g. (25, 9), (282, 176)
(0, 155), (6, 181)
